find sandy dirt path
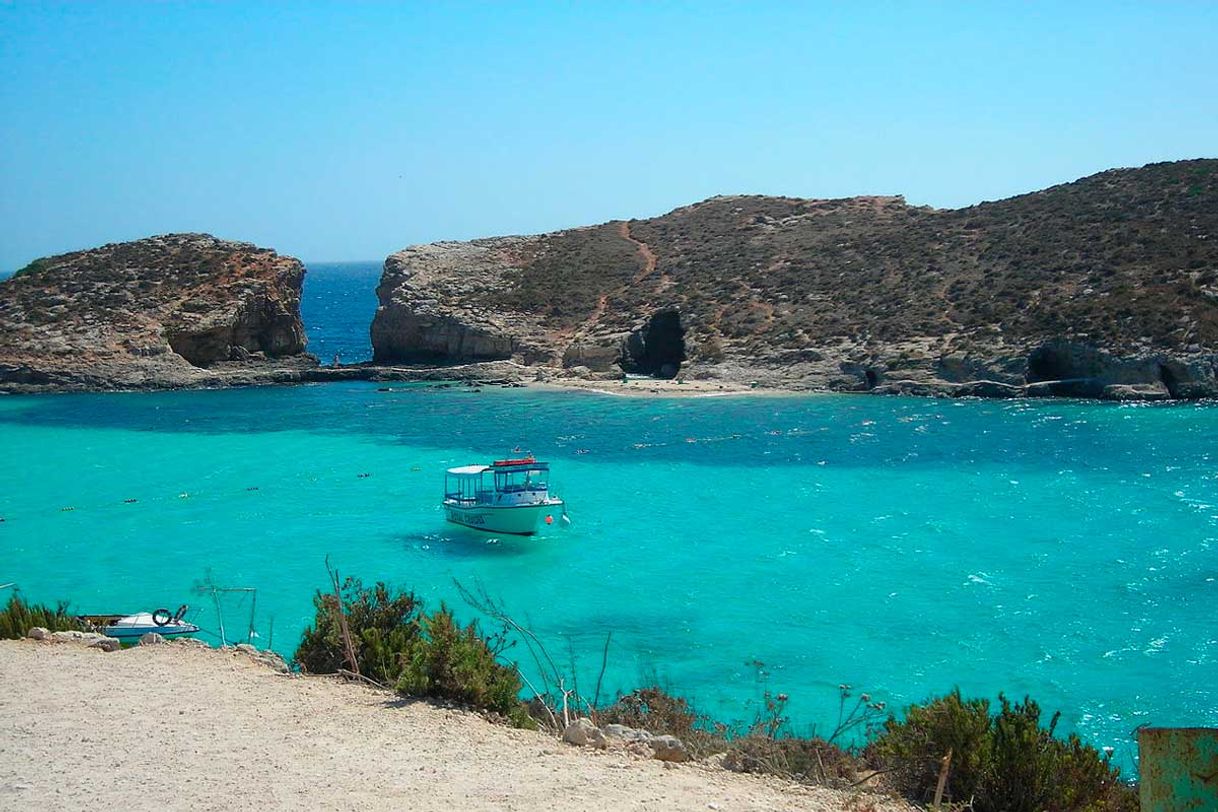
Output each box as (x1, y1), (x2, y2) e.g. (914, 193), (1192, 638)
(0, 640), (908, 812)
(619, 220), (658, 285)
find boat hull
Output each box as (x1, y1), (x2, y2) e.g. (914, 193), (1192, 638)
(443, 501), (561, 536)
(102, 623), (199, 640)
(81, 612), (201, 640)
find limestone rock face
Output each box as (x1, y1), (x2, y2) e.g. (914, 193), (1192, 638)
(371, 238), (561, 366)
(371, 160), (1218, 400)
(561, 339), (625, 373)
(1023, 338), (1218, 399)
(0, 233), (315, 392)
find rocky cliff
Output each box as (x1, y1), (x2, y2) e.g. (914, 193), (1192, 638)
(0, 234), (316, 392)
(372, 159), (1218, 399)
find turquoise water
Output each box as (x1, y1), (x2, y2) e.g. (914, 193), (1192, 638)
(299, 261), (381, 364)
(2, 383), (1216, 772)
(1, 263), (1215, 773)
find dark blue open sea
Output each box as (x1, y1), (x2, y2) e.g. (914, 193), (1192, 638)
(3, 261), (1215, 772)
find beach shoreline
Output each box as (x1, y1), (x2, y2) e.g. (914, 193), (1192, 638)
(0, 360), (819, 400)
(522, 375), (810, 399)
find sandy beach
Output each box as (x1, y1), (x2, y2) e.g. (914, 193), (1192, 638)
(525, 376), (804, 399)
(0, 640), (909, 812)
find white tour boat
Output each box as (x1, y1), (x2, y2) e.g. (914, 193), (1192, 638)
(443, 456), (566, 535)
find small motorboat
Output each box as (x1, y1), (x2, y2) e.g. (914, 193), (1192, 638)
(79, 604), (200, 640)
(443, 456), (566, 535)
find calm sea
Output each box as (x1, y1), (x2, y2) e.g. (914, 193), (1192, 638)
(2, 261), (1215, 771)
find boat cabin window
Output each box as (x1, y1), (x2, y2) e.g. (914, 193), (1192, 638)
(494, 467), (548, 493)
(445, 472), (494, 505)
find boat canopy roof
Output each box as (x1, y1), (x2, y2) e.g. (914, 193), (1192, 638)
(447, 464), (490, 477)
(492, 458), (549, 471)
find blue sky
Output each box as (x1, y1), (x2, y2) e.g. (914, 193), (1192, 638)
(2, 1), (1215, 271)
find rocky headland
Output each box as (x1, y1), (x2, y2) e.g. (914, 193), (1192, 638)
(0, 234), (318, 392)
(373, 159), (1218, 400)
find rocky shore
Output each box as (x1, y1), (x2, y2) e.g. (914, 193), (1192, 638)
(0, 638), (911, 811)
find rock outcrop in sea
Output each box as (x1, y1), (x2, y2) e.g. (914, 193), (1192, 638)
(0, 234), (318, 392)
(372, 159), (1218, 399)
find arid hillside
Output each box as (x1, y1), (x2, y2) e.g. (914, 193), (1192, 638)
(373, 159), (1218, 399)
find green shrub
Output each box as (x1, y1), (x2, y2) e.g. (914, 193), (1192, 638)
(295, 577), (532, 727)
(871, 688), (992, 803)
(396, 605), (530, 727)
(984, 695), (1138, 812)
(295, 576), (422, 685)
(870, 689), (1138, 811)
(986, 695), (1056, 811)
(0, 593), (86, 639)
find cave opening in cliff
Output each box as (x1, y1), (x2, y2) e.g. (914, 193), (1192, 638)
(1026, 345), (1071, 383)
(1158, 363), (1181, 398)
(166, 328), (230, 368)
(622, 309), (686, 379)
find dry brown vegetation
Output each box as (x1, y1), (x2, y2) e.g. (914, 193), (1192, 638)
(479, 159), (1218, 362)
